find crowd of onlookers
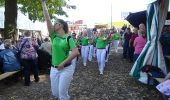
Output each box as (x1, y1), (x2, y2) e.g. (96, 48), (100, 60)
(119, 23), (147, 63)
(120, 24), (170, 99)
(0, 31), (52, 86)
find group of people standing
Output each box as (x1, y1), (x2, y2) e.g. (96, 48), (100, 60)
(0, 31), (46, 86)
(122, 23), (147, 63)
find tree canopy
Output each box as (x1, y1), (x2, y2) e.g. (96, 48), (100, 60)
(0, 0), (71, 22)
(0, 0), (75, 39)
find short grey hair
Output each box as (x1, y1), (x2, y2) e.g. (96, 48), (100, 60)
(24, 31), (31, 37)
(4, 39), (12, 49)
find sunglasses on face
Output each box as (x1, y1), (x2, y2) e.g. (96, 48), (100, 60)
(54, 22), (61, 26)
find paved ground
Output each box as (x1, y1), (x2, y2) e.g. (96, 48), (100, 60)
(0, 48), (162, 100)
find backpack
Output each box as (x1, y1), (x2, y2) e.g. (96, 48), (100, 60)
(20, 39), (38, 60)
(67, 36), (71, 50)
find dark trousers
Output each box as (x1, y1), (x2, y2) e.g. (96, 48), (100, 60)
(37, 49), (51, 71)
(22, 59), (39, 85)
(134, 54), (140, 62)
(129, 46), (134, 62)
(0, 60), (3, 73)
(164, 56), (170, 72)
(123, 41), (129, 58)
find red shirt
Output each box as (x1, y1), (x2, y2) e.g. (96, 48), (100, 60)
(131, 33), (138, 43)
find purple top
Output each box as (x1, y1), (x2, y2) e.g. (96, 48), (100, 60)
(18, 37), (38, 60)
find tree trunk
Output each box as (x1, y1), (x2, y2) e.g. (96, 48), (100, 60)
(4, 0), (17, 39)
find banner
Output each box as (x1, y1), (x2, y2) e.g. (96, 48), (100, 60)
(75, 20), (83, 24)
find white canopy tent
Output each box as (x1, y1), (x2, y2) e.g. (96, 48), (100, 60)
(0, 7), (48, 37)
(0, 8), (40, 30)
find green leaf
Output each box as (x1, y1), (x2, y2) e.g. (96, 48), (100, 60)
(17, 0), (70, 22)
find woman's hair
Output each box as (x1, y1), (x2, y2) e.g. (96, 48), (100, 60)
(126, 27), (131, 31)
(4, 39), (12, 49)
(24, 31), (31, 37)
(57, 19), (68, 33)
(138, 30), (145, 36)
(72, 32), (76, 36)
(44, 37), (50, 42)
(132, 27), (138, 33)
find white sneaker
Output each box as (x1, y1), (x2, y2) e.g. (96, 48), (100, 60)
(83, 63), (87, 66)
(100, 72), (103, 75)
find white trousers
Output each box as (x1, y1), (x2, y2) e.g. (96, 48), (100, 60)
(96, 49), (106, 73)
(114, 40), (119, 51)
(71, 57), (77, 71)
(69, 51), (77, 71)
(105, 44), (110, 61)
(88, 45), (94, 61)
(93, 47), (96, 58)
(109, 42), (113, 54)
(81, 46), (89, 65)
(50, 65), (74, 100)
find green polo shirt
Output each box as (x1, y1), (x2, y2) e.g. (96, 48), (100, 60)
(113, 33), (120, 40)
(51, 32), (76, 66)
(96, 37), (107, 49)
(80, 37), (89, 46)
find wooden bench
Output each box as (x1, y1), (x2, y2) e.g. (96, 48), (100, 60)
(0, 71), (20, 81)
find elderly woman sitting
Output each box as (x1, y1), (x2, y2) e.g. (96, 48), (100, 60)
(0, 39), (20, 72)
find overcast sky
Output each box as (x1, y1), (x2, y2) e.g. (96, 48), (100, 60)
(57, 0), (156, 27)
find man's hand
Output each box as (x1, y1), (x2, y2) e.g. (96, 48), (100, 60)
(57, 63), (65, 70)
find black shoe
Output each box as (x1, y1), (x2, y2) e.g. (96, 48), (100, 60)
(24, 83), (30, 86)
(34, 78), (40, 82)
(129, 60), (133, 63)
